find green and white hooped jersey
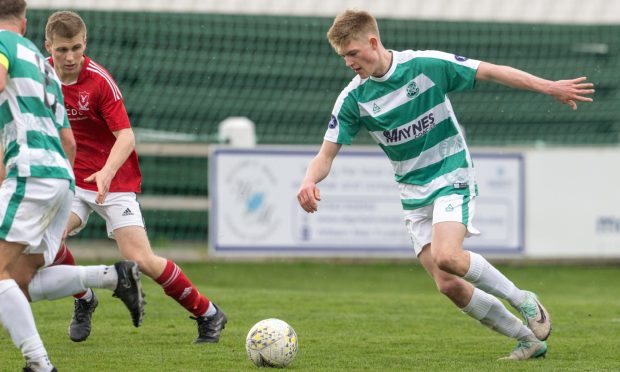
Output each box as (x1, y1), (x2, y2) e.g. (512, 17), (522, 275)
(325, 50), (480, 210)
(0, 30), (74, 187)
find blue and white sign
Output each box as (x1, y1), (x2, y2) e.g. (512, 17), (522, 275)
(210, 147), (524, 257)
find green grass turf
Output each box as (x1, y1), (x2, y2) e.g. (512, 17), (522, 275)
(1, 262), (619, 371)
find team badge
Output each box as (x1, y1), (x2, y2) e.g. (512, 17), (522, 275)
(406, 81), (419, 98)
(78, 91), (90, 111)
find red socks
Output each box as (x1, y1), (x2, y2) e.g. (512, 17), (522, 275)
(155, 260), (209, 317)
(53, 243), (76, 266)
(54, 247), (210, 315)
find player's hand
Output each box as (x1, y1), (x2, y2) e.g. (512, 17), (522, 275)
(84, 168), (115, 204)
(549, 77), (594, 110)
(297, 180), (321, 213)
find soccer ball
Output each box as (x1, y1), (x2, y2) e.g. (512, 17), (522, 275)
(245, 318), (298, 368)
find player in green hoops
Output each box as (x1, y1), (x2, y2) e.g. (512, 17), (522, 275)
(0, 2), (144, 370)
(297, 10), (594, 361)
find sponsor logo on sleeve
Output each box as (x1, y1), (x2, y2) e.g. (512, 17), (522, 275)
(454, 55), (468, 62)
(328, 115), (338, 129)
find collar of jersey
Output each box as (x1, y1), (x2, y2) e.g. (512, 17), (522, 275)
(370, 50), (396, 82)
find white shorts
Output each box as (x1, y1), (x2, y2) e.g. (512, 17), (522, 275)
(0, 177), (73, 266)
(403, 193), (480, 256)
(69, 186), (145, 239)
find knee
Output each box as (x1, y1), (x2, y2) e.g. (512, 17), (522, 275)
(131, 254), (167, 279)
(433, 253), (460, 275)
(435, 278), (466, 299)
(129, 255), (153, 272)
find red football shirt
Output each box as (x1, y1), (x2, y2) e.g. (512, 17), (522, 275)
(50, 56), (142, 193)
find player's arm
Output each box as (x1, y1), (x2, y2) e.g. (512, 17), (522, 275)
(475, 61), (595, 110)
(84, 127), (135, 204)
(59, 127), (76, 167)
(0, 56), (8, 181)
(0, 144), (4, 183)
(297, 140), (342, 213)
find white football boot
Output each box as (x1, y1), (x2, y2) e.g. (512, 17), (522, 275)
(498, 340), (547, 361)
(515, 291), (552, 341)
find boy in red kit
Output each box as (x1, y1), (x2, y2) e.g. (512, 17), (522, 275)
(44, 10), (226, 344)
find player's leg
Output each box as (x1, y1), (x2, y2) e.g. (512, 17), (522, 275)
(12, 246), (120, 308)
(38, 189), (145, 340)
(27, 261), (145, 326)
(405, 199), (545, 360)
(461, 248), (551, 341)
(93, 190), (226, 343)
(53, 212), (85, 288)
(54, 199), (101, 342)
(55, 197), (97, 305)
(0, 178), (58, 371)
(113, 225), (227, 343)
(0, 243), (54, 372)
(431, 195), (551, 341)
(418, 242), (546, 360)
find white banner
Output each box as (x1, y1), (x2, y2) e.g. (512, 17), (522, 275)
(526, 148), (620, 258)
(210, 147), (524, 257)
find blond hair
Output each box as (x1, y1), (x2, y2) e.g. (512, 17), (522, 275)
(327, 10), (380, 50)
(45, 10), (87, 42)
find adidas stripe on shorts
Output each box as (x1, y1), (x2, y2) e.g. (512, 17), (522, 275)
(70, 186), (145, 239)
(403, 193), (480, 256)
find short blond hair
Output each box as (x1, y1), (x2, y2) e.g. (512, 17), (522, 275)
(45, 10), (87, 42)
(327, 10), (380, 50)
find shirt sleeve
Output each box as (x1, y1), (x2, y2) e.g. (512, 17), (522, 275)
(415, 51), (480, 94)
(97, 74), (131, 132)
(48, 67), (69, 129)
(324, 82), (362, 145)
(55, 87), (70, 129)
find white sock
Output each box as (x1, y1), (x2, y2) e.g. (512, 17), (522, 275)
(0, 280), (49, 363)
(77, 288), (94, 302)
(202, 302), (217, 317)
(463, 251), (526, 307)
(461, 288), (536, 341)
(28, 265), (118, 302)
(22, 338), (54, 372)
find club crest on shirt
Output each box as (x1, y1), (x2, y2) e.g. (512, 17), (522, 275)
(78, 91), (90, 111)
(406, 81), (419, 98)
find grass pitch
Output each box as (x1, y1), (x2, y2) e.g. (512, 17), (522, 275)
(1, 261), (618, 371)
